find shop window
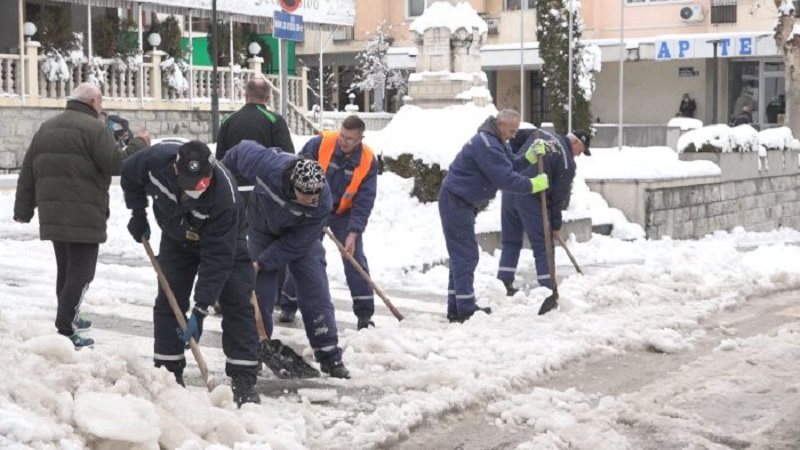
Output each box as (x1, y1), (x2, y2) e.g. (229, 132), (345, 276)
(505, 0), (536, 9)
(531, 71), (552, 127)
(727, 61), (759, 123)
(408, 0), (425, 17)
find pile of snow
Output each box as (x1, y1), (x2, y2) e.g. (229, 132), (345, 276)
(578, 146), (720, 180)
(667, 117), (703, 131)
(364, 102), (498, 167)
(677, 124), (800, 153)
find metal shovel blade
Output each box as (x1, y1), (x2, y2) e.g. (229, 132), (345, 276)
(259, 339), (321, 379)
(537, 294), (559, 316)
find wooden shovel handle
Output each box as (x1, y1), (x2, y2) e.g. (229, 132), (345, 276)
(324, 227), (404, 321)
(142, 237), (212, 391)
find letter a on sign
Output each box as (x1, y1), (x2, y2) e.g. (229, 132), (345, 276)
(279, 0), (301, 12)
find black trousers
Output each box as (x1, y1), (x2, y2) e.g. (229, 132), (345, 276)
(153, 237), (259, 379)
(52, 241), (99, 336)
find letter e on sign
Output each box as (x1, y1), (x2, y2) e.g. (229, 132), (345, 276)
(279, 0), (301, 12)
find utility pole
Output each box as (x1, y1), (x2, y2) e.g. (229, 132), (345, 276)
(211, 0), (220, 142)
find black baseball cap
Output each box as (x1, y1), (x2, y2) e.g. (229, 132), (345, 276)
(572, 130), (592, 156)
(175, 141), (214, 191)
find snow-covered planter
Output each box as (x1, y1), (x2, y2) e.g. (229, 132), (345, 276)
(41, 48), (87, 83)
(87, 56), (107, 86)
(677, 124), (759, 153)
(678, 125), (800, 180)
(161, 57), (189, 93)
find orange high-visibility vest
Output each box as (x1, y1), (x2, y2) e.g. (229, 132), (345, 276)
(318, 131), (374, 215)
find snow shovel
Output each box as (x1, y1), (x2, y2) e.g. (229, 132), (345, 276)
(537, 159), (559, 316)
(250, 291), (320, 379)
(323, 227), (404, 321)
(557, 235), (583, 275)
(142, 237), (213, 391)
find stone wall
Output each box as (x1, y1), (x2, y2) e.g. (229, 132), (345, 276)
(644, 174), (800, 239)
(0, 107), (217, 172)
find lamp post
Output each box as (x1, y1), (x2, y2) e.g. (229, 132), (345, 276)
(248, 42), (262, 58)
(707, 39), (721, 124)
(23, 22), (36, 42)
(147, 32), (161, 51)
(211, 0), (220, 142)
(568, 0), (574, 132)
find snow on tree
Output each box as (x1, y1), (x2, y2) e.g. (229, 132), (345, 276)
(773, 0), (799, 135)
(350, 21), (408, 112)
(536, 0), (599, 134)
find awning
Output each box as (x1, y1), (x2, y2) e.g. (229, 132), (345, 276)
(46, 0), (356, 26)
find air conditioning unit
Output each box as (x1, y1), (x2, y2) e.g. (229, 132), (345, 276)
(680, 4), (705, 22)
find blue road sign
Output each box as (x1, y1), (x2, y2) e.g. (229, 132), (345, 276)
(274, 11), (304, 42)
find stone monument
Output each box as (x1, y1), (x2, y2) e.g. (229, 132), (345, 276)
(405, 0), (490, 109)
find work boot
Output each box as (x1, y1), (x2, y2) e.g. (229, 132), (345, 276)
(231, 375), (260, 407)
(356, 317), (375, 330)
(320, 360), (351, 379)
(212, 301), (222, 315)
(278, 309), (296, 323)
(73, 313), (92, 331)
(174, 372), (186, 387)
(68, 332), (94, 349)
(502, 280), (518, 297)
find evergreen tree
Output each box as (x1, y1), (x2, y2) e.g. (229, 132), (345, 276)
(773, 0), (799, 135)
(535, 0), (596, 134)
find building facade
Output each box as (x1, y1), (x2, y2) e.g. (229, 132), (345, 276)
(297, 0), (786, 128)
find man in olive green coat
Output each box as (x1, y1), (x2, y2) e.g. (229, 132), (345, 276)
(13, 82), (146, 348)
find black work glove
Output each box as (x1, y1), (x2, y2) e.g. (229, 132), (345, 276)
(177, 306), (207, 348)
(127, 209), (150, 243)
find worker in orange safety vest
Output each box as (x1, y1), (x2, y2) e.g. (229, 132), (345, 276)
(279, 115), (380, 330)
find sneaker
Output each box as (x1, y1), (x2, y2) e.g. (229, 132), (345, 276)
(320, 360), (351, 379)
(502, 280), (518, 297)
(231, 375), (260, 407)
(356, 317), (375, 330)
(73, 313), (92, 331)
(278, 309), (296, 323)
(68, 332), (94, 349)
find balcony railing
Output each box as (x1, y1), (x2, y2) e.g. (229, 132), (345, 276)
(711, 0), (737, 25)
(0, 44), (315, 134)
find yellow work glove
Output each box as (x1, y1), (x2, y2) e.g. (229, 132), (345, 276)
(531, 173), (549, 193)
(525, 139), (547, 164)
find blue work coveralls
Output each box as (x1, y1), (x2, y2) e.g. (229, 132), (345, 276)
(222, 140), (343, 365)
(439, 117), (533, 321)
(497, 129), (577, 289)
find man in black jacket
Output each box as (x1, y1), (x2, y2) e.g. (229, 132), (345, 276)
(216, 78), (295, 200)
(121, 141), (261, 406)
(14, 82), (137, 349)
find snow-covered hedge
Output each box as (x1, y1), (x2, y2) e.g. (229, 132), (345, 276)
(677, 124), (800, 153)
